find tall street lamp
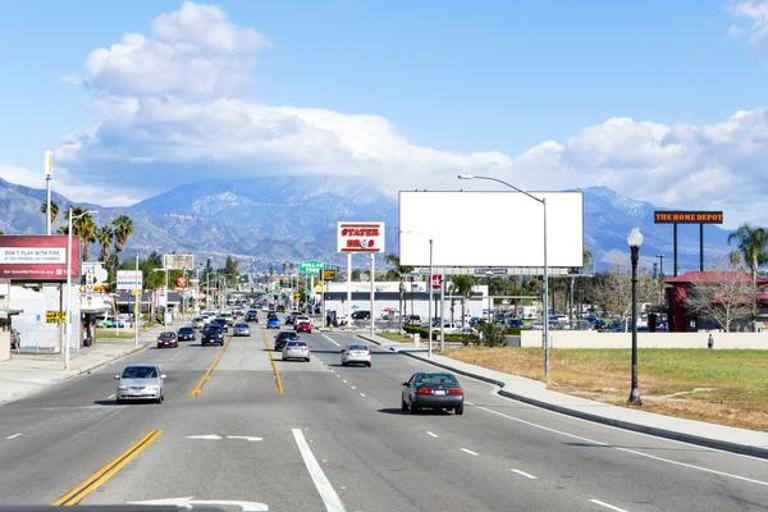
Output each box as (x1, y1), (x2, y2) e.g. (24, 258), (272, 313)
(65, 208), (97, 370)
(457, 174), (551, 380)
(627, 227), (643, 405)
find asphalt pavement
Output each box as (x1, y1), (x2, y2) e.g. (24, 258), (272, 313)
(0, 321), (766, 511)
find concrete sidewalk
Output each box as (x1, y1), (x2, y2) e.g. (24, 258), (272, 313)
(0, 323), (169, 406)
(359, 332), (768, 459)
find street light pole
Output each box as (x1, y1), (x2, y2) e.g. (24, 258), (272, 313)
(428, 238), (434, 358)
(44, 150), (53, 235)
(457, 174), (550, 380)
(64, 208), (97, 370)
(628, 227), (643, 405)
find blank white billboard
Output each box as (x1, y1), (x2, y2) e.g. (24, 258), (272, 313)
(399, 191), (583, 268)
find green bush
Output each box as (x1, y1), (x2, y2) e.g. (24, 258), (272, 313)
(478, 323), (506, 347)
(504, 327), (521, 336)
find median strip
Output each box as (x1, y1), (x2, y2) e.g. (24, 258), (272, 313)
(261, 330), (284, 395)
(52, 429), (162, 506)
(189, 338), (231, 398)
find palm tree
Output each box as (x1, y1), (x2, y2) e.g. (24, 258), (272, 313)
(112, 215), (134, 254)
(728, 224), (768, 282)
(451, 275), (476, 327)
(384, 254), (413, 324)
(40, 200), (60, 225)
(96, 225), (114, 262)
(71, 208), (97, 261)
(728, 224), (768, 330)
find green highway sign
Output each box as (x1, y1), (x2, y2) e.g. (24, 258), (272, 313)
(299, 260), (324, 275)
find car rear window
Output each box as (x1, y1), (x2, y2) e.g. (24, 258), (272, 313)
(122, 366), (158, 378)
(287, 341), (307, 347)
(416, 373), (459, 387)
(179, 328), (193, 334)
(347, 345), (368, 351)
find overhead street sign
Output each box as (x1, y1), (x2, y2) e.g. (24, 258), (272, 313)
(299, 260), (324, 275)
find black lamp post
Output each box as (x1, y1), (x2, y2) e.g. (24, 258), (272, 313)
(627, 227), (643, 405)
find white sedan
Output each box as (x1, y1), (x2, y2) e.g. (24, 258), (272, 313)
(341, 344), (372, 367)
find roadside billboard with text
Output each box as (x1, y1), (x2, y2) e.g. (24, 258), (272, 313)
(399, 191), (583, 268)
(116, 270), (143, 291)
(337, 222), (385, 253)
(0, 235), (81, 281)
(164, 254), (195, 271)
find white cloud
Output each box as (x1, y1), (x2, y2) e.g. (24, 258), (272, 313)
(38, 1), (768, 227)
(728, 0), (768, 47)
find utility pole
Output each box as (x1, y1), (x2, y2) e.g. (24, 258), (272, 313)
(134, 253), (139, 346)
(427, 239), (434, 358)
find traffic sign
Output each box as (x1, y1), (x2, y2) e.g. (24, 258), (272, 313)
(45, 310), (66, 323)
(431, 273), (443, 290)
(314, 282), (325, 293)
(322, 269), (336, 281)
(299, 260), (324, 275)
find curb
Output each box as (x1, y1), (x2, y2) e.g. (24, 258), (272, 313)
(400, 350), (768, 460)
(357, 334), (429, 354)
(76, 341), (151, 376)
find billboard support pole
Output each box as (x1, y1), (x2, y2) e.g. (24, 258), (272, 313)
(428, 239), (433, 358)
(439, 272), (445, 353)
(673, 223), (678, 277)
(347, 253), (352, 320)
(134, 253), (139, 346)
(699, 223), (704, 272)
(370, 253), (375, 338)
(543, 198), (550, 382)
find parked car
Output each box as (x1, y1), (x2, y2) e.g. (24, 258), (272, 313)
(10, 327), (20, 350)
(282, 340), (310, 361)
(176, 326), (196, 342)
(115, 364), (165, 403)
(156, 332), (178, 349)
(245, 310), (259, 322)
(401, 372), (464, 415)
(274, 331), (299, 351)
(351, 310), (371, 321)
(233, 322), (251, 337)
(341, 344), (372, 367)
(201, 325), (225, 346)
(404, 314), (421, 326)
(333, 314), (349, 327)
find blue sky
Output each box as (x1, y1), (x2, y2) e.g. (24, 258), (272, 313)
(1, 1), (768, 225)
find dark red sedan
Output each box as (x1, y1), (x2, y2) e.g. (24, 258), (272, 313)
(157, 331), (178, 348)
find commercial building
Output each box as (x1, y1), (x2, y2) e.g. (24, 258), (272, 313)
(322, 280), (488, 322)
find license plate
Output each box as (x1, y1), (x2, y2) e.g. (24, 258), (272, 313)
(434, 390), (446, 396)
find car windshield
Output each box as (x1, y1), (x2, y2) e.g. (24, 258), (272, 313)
(160, 332), (175, 338)
(121, 366), (158, 379)
(416, 373), (459, 387)
(235, 323), (248, 328)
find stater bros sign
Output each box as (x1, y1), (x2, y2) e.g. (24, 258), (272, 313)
(337, 222), (385, 253)
(0, 235), (80, 281)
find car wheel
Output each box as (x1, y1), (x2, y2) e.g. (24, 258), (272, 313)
(305, 357), (310, 362)
(455, 403), (464, 415)
(341, 361), (347, 366)
(366, 362), (372, 367)
(409, 401), (419, 414)
(401, 398), (408, 411)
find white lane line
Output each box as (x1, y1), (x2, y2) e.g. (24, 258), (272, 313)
(320, 333), (341, 347)
(510, 468), (537, 480)
(359, 393), (366, 398)
(474, 405), (768, 488)
(342, 379), (348, 384)
(5, 433), (22, 440)
(335, 374), (340, 378)
(107, 393), (115, 399)
(350, 385), (356, 390)
(426, 431), (439, 438)
(292, 428), (347, 512)
(588, 499), (629, 512)
(460, 448), (479, 456)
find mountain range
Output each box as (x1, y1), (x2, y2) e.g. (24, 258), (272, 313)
(0, 175), (732, 272)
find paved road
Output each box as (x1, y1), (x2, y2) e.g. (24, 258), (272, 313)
(0, 322), (766, 511)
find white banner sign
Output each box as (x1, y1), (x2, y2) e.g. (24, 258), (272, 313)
(0, 247), (66, 264)
(116, 270), (143, 291)
(337, 221), (385, 253)
(164, 254), (194, 270)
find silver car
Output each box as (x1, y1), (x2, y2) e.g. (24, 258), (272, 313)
(233, 322), (251, 337)
(341, 344), (372, 367)
(282, 340), (310, 362)
(115, 364), (166, 403)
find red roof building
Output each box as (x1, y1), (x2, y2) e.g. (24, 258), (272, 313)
(665, 271), (768, 332)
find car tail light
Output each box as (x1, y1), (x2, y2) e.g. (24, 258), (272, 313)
(447, 388), (464, 395)
(415, 388), (433, 396)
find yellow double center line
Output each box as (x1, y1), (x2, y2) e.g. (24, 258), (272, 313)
(189, 337), (231, 398)
(52, 429), (162, 506)
(261, 330), (284, 395)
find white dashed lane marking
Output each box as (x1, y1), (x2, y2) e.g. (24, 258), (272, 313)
(460, 448), (479, 456)
(510, 468), (537, 480)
